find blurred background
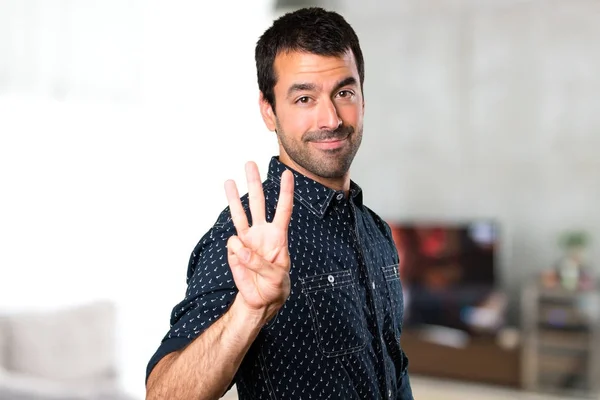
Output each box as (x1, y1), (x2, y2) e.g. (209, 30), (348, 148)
(0, 0), (598, 399)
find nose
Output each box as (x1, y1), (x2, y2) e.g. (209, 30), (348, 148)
(317, 99), (342, 131)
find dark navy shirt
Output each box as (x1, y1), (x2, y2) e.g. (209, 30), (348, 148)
(147, 157), (413, 399)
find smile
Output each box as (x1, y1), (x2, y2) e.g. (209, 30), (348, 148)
(310, 137), (348, 151)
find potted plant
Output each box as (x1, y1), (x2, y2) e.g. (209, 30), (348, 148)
(556, 230), (592, 290)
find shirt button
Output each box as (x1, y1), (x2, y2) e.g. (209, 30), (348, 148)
(336, 193), (344, 200)
(327, 275), (335, 283)
(388, 389), (392, 398)
(372, 282), (376, 289)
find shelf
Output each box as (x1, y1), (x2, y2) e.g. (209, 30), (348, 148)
(538, 353), (586, 374)
(537, 323), (590, 332)
(521, 280), (600, 397)
(537, 331), (590, 352)
(537, 287), (595, 301)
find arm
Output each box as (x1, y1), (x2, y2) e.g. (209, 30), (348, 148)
(146, 293), (265, 400)
(146, 162), (294, 400)
(398, 367), (414, 400)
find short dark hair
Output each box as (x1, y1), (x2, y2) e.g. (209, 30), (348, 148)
(255, 7), (365, 111)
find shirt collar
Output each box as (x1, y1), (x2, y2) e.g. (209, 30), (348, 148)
(266, 156), (363, 218)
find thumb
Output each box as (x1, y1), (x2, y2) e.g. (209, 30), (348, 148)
(227, 235), (251, 263)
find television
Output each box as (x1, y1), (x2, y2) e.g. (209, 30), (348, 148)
(387, 220), (502, 335)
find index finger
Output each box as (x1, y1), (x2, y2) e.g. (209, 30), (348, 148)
(273, 170), (294, 229)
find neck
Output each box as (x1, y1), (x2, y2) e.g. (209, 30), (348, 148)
(278, 154), (351, 194)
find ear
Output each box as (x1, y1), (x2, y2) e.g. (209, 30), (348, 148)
(361, 90), (365, 112)
(259, 92), (277, 131)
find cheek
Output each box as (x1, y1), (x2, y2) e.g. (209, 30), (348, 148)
(278, 108), (314, 137)
(339, 103), (363, 126)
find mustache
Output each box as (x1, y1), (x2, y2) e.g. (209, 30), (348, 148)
(303, 125), (354, 142)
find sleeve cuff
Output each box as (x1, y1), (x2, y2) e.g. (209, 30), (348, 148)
(145, 337), (192, 385)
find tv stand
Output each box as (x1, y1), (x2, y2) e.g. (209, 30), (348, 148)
(401, 328), (521, 387)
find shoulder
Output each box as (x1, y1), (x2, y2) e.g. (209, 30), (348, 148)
(186, 178), (279, 280)
(214, 178), (280, 226)
(362, 204), (394, 240)
(184, 204), (240, 283)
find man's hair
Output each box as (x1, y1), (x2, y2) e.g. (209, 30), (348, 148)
(255, 7), (365, 111)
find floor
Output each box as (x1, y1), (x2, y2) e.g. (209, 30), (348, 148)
(221, 375), (598, 399)
(408, 376), (596, 400)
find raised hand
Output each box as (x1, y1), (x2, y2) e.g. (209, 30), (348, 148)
(225, 161), (294, 323)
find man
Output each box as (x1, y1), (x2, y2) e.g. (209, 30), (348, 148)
(146, 7), (412, 399)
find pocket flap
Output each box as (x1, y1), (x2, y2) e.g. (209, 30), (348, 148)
(381, 264), (400, 281)
(300, 269), (354, 293)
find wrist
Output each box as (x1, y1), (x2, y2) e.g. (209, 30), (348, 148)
(226, 295), (275, 338)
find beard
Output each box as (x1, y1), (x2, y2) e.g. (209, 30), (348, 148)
(275, 120), (363, 179)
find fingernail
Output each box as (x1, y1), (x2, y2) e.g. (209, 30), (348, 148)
(240, 248), (251, 263)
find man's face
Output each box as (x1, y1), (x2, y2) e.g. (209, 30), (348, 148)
(260, 50), (364, 181)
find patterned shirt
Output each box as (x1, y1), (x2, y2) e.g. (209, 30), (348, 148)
(147, 156), (413, 399)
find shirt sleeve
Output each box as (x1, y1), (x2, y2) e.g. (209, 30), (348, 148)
(145, 210), (239, 384)
(397, 355), (414, 400)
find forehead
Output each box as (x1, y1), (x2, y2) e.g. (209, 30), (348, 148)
(273, 50), (359, 88)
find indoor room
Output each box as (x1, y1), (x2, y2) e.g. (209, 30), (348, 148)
(1, 0), (598, 399)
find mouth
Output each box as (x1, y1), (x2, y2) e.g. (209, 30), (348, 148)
(309, 137), (348, 151)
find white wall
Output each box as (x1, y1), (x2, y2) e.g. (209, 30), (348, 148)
(0, 1), (277, 398)
(340, 0), (600, 320)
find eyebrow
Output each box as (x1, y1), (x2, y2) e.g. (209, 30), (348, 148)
(286, 76), (358, 99)
(332, 76), (358, 94)
(286, 83), (317, 99)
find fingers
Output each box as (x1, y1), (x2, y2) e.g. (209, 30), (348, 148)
(227, 236), (279, 278)
(273, 169), (294, 229)
(224, 179), (249, 236)
(245, 161), (266, 225)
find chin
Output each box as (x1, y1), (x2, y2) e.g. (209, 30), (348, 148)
(314, 160), (352, 179)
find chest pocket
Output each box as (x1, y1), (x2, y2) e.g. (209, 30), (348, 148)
(300, 269), (367, 357)
(381, 264), (404, 334)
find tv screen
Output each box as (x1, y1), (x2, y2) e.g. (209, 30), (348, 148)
(388, 220), (500, 334)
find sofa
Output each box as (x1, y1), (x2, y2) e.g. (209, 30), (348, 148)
(0, 301), (137, 400)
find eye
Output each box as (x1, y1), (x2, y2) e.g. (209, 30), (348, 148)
(296, 96), (311, 104)
(337, 90), (354, 99)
